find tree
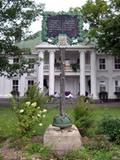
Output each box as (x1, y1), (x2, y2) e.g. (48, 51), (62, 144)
(70, 0), (120, 55)
(0, 0), (44, 76)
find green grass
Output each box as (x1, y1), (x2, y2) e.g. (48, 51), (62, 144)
(0, 107), (18, 138)
(92, 105), (120, 121)
(0, 105), (120, 138)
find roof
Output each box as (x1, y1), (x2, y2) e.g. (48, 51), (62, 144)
(16, 32), (41, 51)
(16, 31), (95, 52)
(35, 42), (95, 50)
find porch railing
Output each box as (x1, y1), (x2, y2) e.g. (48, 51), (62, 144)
(44, 64), (91, 72)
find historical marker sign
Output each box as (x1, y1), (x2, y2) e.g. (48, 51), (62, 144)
(42, 12), (84, 43)
(47, 15), (78, 38)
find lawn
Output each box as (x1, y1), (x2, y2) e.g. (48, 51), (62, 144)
(0, 104), (120, 160)
(91, 104), (120, 120)
(0, 104), (120, 138)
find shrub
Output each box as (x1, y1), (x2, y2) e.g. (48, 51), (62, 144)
(24, 84), (48, 109)
(70, 63), (79, 72)
(11, 90), (19, 97)
(99, 91), (108, 101)
(100, 117), (120, 144)
(92, 150), (112, 160)
(11, 84), (48, 136)
(12, 99), (47, 136)
(114, 92), (120, 99)
(74, 96), (94, 136)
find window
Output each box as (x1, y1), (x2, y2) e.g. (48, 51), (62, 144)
(13, 58), (19, 64)
(114, 57), (120, 69)
(12, 80), (19, 91)
(85, 53), (90, 64)
(99, 81), (106, 92)
(28, 63), (34, 69)
(28, 59), (34, 69)
(115, 80), (120, 92)
(99, 58), (106, 69)
(28, 80), (34, 87)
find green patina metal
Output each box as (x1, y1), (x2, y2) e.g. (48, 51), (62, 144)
(53, 114), (72, 129)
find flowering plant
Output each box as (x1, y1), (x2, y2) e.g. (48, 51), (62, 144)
(11, 84), (48, 136)
(24, 84), (48, 110)
(12, 99), (47, 136)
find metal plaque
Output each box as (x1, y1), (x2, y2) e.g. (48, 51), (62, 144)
(47, 15), (78, 38)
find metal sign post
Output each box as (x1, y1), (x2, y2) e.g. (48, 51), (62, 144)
(59, 47), (65, 117)
(41, 13), (82, 129)
(53, 35), (72, 129)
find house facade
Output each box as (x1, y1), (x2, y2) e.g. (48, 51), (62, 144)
(0, 42), (120, 100)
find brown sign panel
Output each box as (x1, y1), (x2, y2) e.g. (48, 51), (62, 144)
(47, 15), (78, 38)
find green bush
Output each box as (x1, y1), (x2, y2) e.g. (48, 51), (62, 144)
(11, 84), (48, 136)
(12, 99), (47, 136)
(99, 91), (108, 101)
(74, 96), (94, 136)
(70, 63), (79, 72)
(92, 150), (112, 160)
(100, 117), (120, 144)
(24, 84), (48, 109)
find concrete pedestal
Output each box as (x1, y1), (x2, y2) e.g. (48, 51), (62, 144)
(44, 124), (82, 155)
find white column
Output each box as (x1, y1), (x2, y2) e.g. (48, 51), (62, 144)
(80, 51), (85, 96)
(20, 73), (27, 97)
(49, 50), (55, 96)
(108, 56), (114, 99)
(0, 76), (4, 98)
(4, 78), (11, 97)
(91, 51), (97, 99)
(38, 50), (44, 92)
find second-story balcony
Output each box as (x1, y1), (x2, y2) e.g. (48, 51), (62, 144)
(44, 60), (91, 75)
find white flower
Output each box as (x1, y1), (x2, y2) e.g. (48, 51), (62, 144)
(42, 114), (46, 118)
(39, 123), (43, 126)
(25, 101), (30, 106)
(37, 107), (40, 109)
(7, 94), (13, 98)
(31, 102), (37, 107)
(33, 130), (35, 133)
(37, 114), (41, 117)
(39, 110), (42, 114)
(42, 109), (47, 113)
(20, 109), (24, 113)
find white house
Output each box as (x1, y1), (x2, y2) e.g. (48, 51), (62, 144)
(0, 41), (120, 100)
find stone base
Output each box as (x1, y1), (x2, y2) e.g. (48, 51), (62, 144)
(43, 124), (82, 155)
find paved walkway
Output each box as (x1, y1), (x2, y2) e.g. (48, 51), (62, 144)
(0, 98), (76, 107)
(0, 98), (11, 107)
(0, 98), (120, 108)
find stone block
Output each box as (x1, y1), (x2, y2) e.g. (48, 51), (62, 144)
(44, 124), (82, 155)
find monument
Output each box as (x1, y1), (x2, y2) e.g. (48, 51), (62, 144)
(43, 12), (82, 155)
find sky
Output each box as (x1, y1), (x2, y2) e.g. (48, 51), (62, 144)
(29, 0), (87, 33)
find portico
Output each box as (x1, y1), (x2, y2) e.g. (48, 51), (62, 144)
(36, 43), (97, 99)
